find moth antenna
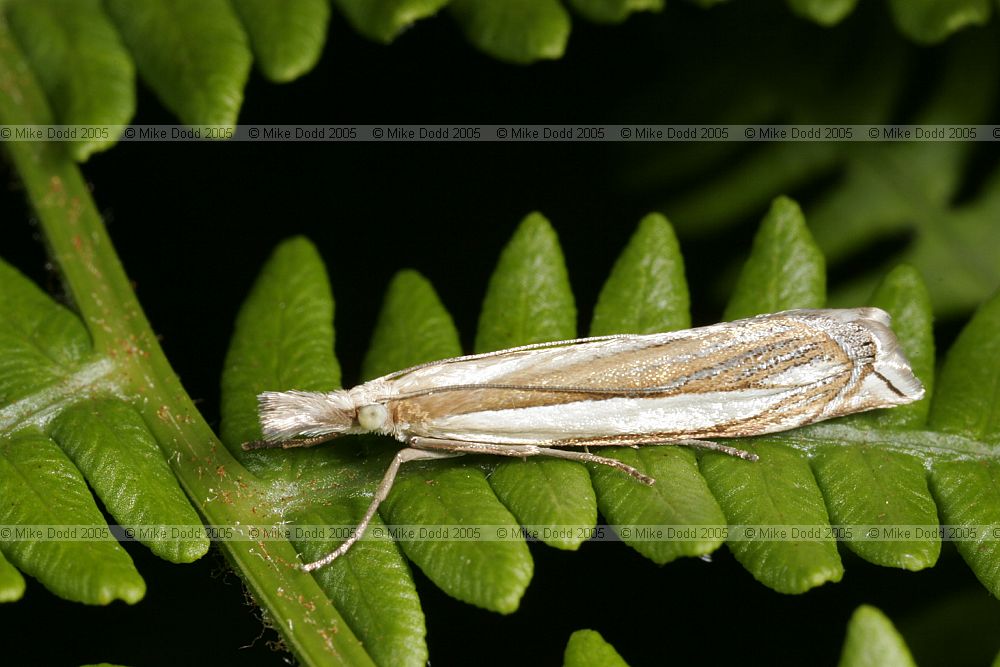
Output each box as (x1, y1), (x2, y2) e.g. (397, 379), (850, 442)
(242, 439), (284, 451)
(241, 434), (343, 451)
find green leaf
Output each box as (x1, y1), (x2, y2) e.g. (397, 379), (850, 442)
(786, 0), (859, 26)
(333, 0), (449, 43)
(0, 257), (205, 572)
(475, 212), (577, 350)
(220, 242), (424, 665)
(811, 445), (938, 570)
(724, 196), (825, 320)
(705, 200), (841, 593)
(449, 0), (570, 64)
(701, 440), (843, 593)
(6, 0), (135, 161)
(2, 0), (988, 165)
(361, 270), (462, 381)
(6, 0), (1000, 634)
(567, 0), (663, 24)
(362, 270), (533, 613)
(0, 26), (373, 661)
(487, 460), (596, 551)
(104, 0), (252, 127)
(809, 265), (940, 571)
(0, 260), (93, 404)
(220, 236), (341, 465)
(0, 258), (195, 601)
(589, 447), (726, 563)
(786, 0), (998, 37)
(0, 430), (145, 604)
(590, 213), (690, 335)
(293, 504), (427, 667)
(927, 290), (1000, 441)
(932, 458), (1000, 596)
(231, 0), (330, 82)
(837, 605), (916, 667)
(0, 550), (26, 603)
(476, 213), (597, 551)
(928, 291), (1000, 596)
(887, 0), (991, 43)
(0, 259), (93, 363)
(381, 464), (533, 614)
(0, 0), (990, 163)
(563, 629), (631, 667)
(588, 214), (725, 562)
(48, 399), (208, 563)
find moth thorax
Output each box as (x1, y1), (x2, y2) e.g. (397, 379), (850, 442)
(357, 404), (389, 431)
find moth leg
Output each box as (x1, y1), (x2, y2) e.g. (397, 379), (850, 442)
(547, 434), (759, 462)
(669, 439), (759, 462)
(242, 434), (342, 451)
(300, 447), (462, 572)
(409, 436), (655, 486)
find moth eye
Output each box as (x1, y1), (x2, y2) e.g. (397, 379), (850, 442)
(357, 404), (388, 431)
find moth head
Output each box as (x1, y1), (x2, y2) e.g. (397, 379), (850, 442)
(257, 390), (360, 443)
(794, 307), (925, 409)
(848, 309), (926, 408)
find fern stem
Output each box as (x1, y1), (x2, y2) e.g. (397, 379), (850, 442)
(0, 15), (373, 667)
(776, 423), (999, 465)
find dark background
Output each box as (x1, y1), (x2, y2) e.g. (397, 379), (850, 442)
(2, 1), (1000, 665)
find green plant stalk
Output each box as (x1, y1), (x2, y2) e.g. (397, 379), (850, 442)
(776, 423), (998, 461)
(0, 17), (372, 667)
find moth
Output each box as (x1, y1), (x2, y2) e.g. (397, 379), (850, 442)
(245, 307), (924, 571)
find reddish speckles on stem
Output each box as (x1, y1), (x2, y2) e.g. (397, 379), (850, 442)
(156, 404), (170, 421)
(216, 465), (227, 478)
(44, 176), (68, 211)
(68, 196), (82, 224)
(316, 626), (340, 655)
(316, 629), (333, 651)
(112, 334), (149, 362)
(256, 540), (276, 565)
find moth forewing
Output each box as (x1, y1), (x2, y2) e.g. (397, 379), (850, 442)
(249, 307), (924, 571)
(389, 308), (923, 444)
